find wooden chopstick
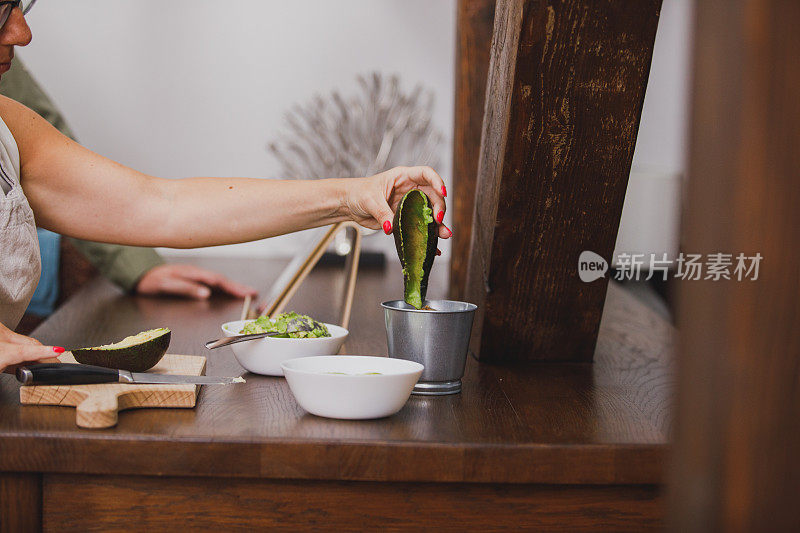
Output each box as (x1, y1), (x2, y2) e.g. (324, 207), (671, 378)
(240, 294), (252, 322)
(261, 221), (362, 329)
(262, 223), (342, 318)
(338, 224), (362, 330)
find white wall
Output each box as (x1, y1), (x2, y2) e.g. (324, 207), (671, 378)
(616, 0), (692, 261)
(18, 0), (691, 260)
(632, 0), (692, 175)
(19, 0), (457, 257)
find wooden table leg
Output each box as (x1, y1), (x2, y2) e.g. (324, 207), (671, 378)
(0, 473), (42, 533)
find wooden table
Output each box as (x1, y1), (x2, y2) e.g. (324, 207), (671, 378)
(0, 257), (673, 531)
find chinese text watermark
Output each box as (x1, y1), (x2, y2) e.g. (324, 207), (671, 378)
(579, 252), (762, 282)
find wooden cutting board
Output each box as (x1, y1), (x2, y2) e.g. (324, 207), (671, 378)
(19, 352), (206, 429)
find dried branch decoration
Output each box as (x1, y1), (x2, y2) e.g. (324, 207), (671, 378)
(269, 72), (443, 179)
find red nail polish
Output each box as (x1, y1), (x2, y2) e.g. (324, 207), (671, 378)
(436, 211), (444, 223)
(446, 227), (453, 238)
(436, 249), (442, 256)
(442, 185), (447, 197)
(383, 220), (392, 234)
(52, 346), (65, 354)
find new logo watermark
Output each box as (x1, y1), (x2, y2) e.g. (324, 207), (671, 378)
(578, 251), (608, 282)
(579, 251), (762, 282)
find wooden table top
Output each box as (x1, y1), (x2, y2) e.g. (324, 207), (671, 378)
(0, 257), (673, 485)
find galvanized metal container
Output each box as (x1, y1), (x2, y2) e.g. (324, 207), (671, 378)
(381, 299), (477, 395)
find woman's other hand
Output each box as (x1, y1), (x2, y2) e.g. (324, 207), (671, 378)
(0, 322), (63, 373)
(135, 264), (258, 300)
(345, 166), (452, 238)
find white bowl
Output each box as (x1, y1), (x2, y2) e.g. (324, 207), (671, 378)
(220, 320), (348, 376)
(281, 356), (423, 419)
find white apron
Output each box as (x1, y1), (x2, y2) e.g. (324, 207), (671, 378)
(0, 114), (40, 329)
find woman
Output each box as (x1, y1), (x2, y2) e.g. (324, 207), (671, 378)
(0, 3), (449, 371)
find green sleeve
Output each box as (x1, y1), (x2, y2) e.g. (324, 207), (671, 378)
(67, 239), (165, 292)
(0, 60), (165, 291)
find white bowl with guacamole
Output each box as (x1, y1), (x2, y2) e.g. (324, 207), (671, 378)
(221, 313), (348, 376)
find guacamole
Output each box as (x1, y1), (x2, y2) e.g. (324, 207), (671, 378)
(241, 312), (330, 338)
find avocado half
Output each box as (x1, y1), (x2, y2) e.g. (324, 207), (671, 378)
(393, 190), (438, 309)
(72, 328), (171, 372)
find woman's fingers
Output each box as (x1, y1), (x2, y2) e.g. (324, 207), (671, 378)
(137, 264), (257, 299)
(208, 276), (258, 299)
(381, 167), (449, 235)
(1, 343), (65, 373)
(400, 167), (447, 219)
(0, 321), (41, 345)
(369, 195), (396, 235)
(404, 166), (446, 197)
(5, 329), (42, 346)
(162, 277), (215, 299)
(356, 166), (450, 237)
(0, 324), (58, 372)
(407, 168), (447, 236)
(171, 265), (257, 298)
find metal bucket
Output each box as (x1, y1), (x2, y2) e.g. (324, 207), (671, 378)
(381, 299), (477, 395)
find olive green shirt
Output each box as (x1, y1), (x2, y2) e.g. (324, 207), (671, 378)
(0, 59), (164, 291)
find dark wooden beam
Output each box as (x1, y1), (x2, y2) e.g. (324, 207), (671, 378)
(450, 0), (496, 300)
(464, 0), (661, 362)
(669, 0), (800, 530)
(0, 473), (41, 533)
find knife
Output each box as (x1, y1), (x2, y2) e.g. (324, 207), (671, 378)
(16, 363), (245, 386)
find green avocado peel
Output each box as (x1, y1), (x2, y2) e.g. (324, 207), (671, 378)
(72, 328), (171, 372)
(393, 190), (438, 309)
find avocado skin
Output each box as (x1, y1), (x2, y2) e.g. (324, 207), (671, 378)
(72, 330), (171, 372)
(393, 190), (439, 309)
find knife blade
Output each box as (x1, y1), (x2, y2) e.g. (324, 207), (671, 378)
(16, 363), (245, 386)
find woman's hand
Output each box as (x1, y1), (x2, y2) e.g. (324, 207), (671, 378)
(0, 322), (63, 373)
(136, 264), (257, 300)
(344, 166), (452, 238)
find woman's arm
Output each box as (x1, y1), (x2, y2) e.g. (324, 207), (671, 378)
(0, 95), (449, 248)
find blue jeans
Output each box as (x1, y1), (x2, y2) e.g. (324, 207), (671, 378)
(26, 228), (60, 317)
